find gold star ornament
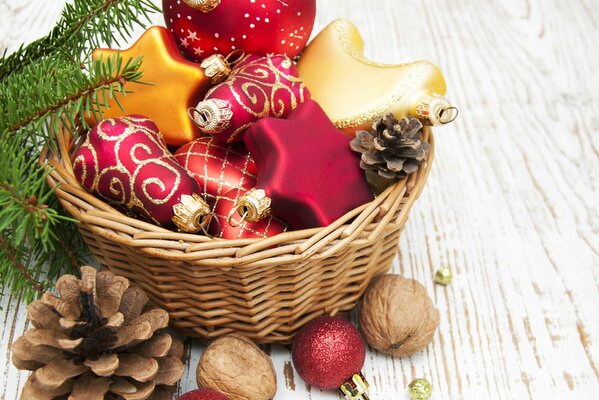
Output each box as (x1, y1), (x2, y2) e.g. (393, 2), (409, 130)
(297, 19), (457, 135)
(85, 26), (212, 146)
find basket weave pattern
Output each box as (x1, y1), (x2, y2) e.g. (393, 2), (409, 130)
(43, 127), (434, 344)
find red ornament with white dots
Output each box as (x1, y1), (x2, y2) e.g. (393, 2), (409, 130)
(162, 0), (317, 62)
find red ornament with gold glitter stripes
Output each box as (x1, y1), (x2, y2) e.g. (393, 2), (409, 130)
(174, 137), (287, 239)
(212, 187), (288, 239)
(174, 136), (257, 211)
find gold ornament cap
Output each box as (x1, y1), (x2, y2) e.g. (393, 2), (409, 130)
(340, 374), (370, 400)
(183, 0), (221, 13)
(189, 99), (234, 134)
(235, 188), (272, 223)
(413, 93), (458, 126)
(172, 193), (212, 233)
(200, 50), (245, 84)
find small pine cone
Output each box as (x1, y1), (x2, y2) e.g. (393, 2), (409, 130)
(350, 114), (429, 180)
(11, 266), (185, 400)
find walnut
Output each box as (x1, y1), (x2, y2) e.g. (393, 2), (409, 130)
(359, 274), (439, 357)
(196, 335), (277, 400)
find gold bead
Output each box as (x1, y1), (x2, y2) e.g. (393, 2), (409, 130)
(434, 266), (453, 285)
(409, 378), (432, 400)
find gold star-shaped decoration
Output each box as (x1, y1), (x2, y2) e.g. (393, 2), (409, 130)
(86, 26), (211, 146)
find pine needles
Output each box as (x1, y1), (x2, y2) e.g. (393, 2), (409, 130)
(0, 0), (160, 300)
(0, 0), (159, 81)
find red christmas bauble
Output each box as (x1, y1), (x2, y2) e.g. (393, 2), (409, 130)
(163, 0), (316, 62)
(178, 389), (230, 400)
(192, 54), (310, 143)
(73, 115), (210, 233)
(292, 316), (366, 390)
(212, 187), (289, 239)
(174, 136), (257, 207)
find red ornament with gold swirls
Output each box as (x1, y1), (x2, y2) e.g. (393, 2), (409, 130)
(163, 0), (316, 62)
(189, 54), (310, 143)
(73, 115), (211, 233)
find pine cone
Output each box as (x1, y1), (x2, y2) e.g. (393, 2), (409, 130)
(351, 114), (429, 180)
(11, 266), (185, 400)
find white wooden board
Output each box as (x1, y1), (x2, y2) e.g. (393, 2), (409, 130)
(1, 0), (598, 399)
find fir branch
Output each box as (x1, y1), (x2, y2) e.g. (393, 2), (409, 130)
(0, 0), (159, 81)
(1, 54), (145, 136)
(0, 129), (87, 300)
(0, 234), (46, 295)
(0, 0), (159, 300)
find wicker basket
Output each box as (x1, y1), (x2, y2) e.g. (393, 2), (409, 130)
(42, 126), (434, 344)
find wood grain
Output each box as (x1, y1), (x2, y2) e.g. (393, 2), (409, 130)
(1, 0), (598, 398)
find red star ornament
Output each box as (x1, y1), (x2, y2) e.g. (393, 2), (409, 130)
(243, 100), (374, 230)
(85, 26), (211, 146)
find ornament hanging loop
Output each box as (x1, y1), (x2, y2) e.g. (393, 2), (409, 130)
(199, 212), (221, 238)
(224, 49), (246, 67)
(439, 106), (459, 125)
(413, 93), (458, 127)
(227, 208), (248, 228)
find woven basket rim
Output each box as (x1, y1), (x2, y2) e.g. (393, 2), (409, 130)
(41, 125), (435, 268)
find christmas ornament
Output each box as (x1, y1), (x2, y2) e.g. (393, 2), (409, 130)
(230, 100), (373, 230)
(435, 266), (453, 285)
(409, 378), (433, 400)
(11, 266), (185, 400)
(214, 187), (289, 239)
(73, 115), (212, 233)
(197, 335), (277, 400)
(178, 389), (231, 400)
(292, 316), (369, 398)
(351, 114), (429, 180)
(359, 275), (439, 357)
(174, 137), (257, 210)
(190, 54), (310, 143)
(297, 19), (458, 134)
(174, 138), (286, 238)
(85, 26), (236, 146)
(163, 0), (316, 62)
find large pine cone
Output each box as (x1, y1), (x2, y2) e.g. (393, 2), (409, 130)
(11, 266), (185, 400)
(351, 114), (429, 180)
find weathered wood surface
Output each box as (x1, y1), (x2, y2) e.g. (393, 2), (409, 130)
(1, 0), (598, 398)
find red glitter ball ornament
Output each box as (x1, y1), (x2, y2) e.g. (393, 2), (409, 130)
(163, 0), (316, 62)
(177, 389), (230, 400)
(292, 316), (366, 391)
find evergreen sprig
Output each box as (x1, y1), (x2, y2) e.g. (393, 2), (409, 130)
(1, 54), (145, 137)
(0, 0), (160, 299)
(0, 0), (159, 81)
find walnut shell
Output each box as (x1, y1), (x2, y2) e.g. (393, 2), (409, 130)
(359, 274), (439, 357)
(196, 335), (276, 400)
